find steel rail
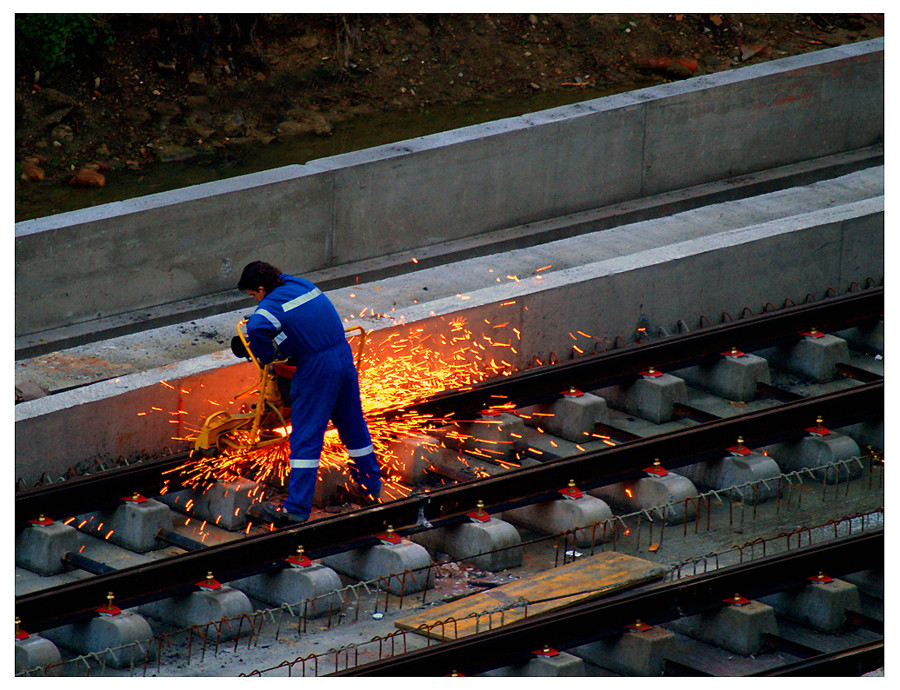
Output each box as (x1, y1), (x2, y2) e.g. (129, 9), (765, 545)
(15, 286), (882, 525)
(15, 381), (882, 633)
(331, 529), (883, 676)
(16, 452), (192, 526)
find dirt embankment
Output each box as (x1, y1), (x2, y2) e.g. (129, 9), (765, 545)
(15, 13), (883, 218)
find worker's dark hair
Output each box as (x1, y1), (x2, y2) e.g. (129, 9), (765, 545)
(238, 260), (285, 294)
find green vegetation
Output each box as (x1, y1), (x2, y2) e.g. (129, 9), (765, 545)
(15, 14), (114, 73)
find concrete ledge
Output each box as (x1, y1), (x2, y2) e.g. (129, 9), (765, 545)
(42, 611), (153, 669)
(667, 599), (778, 655)
(571, 625), (675, 676)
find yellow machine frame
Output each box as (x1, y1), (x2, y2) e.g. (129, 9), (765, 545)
(193, 320), (368, 454)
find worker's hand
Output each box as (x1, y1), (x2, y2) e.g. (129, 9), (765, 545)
(231, 335), (250, 360)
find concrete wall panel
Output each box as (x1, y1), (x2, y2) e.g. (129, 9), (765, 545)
(640, 45), (884, 195)
(16, 165), (335, 334)
(14, 40), (883, 338)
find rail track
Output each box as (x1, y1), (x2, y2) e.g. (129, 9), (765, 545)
(330, 529), (884, 677)
(16, 286), (883, 524)
(15, 286), (885, 675)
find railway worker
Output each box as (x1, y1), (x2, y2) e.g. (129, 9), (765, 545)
(236, 260), (381, 523)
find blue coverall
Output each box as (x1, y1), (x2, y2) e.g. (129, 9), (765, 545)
(245, 273), (381, 518)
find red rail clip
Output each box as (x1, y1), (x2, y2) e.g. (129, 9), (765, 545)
(532, 646), (560, 657)
(801, 328), (825, 339)
(561, 388), (584, 397)
(28, 516), (54, 527)
(643, 460), (668, 477)
(806, 416), (830, 436)
(558, 480), (583, 500)
(479, 409), (502, 417)
(96, 604), (122, 616)
(286, 554), (312, 568)
(727, 437), (751, 456)
(196, 574), (222, 591)
(123, 493), (147, 504)
(722, 348), (746, 358)
(808, 572), (833, 584)
(724, 594), (751, 606)
(377, 527), (402, 545)
(15, 619), (29, 641)
(640, 367), (663, 378)
(625, 620), (653, 632)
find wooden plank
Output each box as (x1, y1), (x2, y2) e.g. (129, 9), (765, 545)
(396, 551), (665, 641)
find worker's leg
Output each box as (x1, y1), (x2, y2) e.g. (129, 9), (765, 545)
(281, 362), (338, 518)
(332, 366), (381, 499)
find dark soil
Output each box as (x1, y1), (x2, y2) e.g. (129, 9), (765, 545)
(14, 13), (884, 222)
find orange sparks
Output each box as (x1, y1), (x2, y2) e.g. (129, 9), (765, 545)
(536, 265), (552, 272)
(171, 312), (600, 501)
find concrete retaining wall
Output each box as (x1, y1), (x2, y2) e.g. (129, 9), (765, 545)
(14, 195), (883, 486)
(14, 40), (883, 337)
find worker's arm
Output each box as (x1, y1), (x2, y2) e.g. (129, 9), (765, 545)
(245, 310), (280, 365)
